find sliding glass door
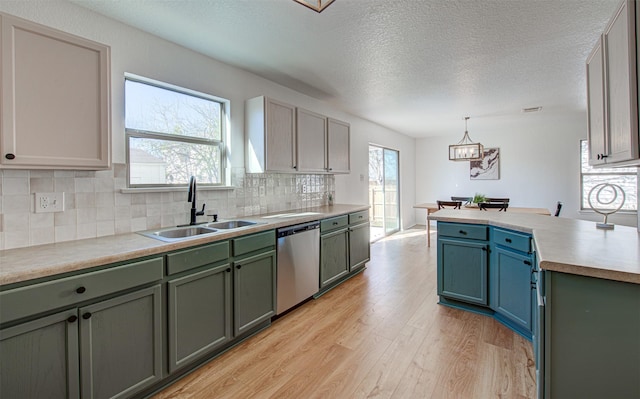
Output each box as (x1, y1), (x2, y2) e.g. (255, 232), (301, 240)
(369, 145), (400, 242)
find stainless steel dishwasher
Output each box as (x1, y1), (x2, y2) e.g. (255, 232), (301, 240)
(276, 221), (320, 315)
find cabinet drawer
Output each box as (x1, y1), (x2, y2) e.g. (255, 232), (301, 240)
(166, 241), (230, 275)
(0, 257), (163, 324)
(233, 230), (275, 257)
(349, 210), (369, 224)
(438, 222), (488, 241)
(493, 228), (531, 253)
(321, 215), (348, 232)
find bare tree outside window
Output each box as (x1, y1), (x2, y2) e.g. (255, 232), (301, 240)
(125, 76), (228, 187)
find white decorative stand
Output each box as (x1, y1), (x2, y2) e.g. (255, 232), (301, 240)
(587, 183), (625, 230)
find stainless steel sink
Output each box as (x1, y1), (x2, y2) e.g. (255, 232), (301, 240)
(139, 226), (218, 242)
(205, 220), (257, 229)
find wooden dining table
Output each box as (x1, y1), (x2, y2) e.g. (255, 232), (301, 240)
(413, 202), (552, 247)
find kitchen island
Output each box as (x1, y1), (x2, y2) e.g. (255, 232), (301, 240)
(428, 209), (640, 399)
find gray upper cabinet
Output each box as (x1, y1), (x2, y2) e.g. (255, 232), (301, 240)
(327, 118), (350, 173)
(587, 37), (607, 166)
(297, 107), (328, 172)
(587, 0), (640, 167)
(0, 13), (111, 170)
(246, 96), (297, 173)
(246, 95), (350, 174)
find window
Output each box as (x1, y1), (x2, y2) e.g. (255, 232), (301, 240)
(580, 140), (637, 211)
(125, 75), (228, 187)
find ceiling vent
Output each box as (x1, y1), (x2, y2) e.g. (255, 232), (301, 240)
(522, 106), (543, 113)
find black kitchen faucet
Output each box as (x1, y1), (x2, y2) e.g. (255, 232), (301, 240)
(188, 175), (205, 225)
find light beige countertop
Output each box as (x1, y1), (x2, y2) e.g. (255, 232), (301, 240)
(429, 210), (640, 284)
(0, 204), (369, 287)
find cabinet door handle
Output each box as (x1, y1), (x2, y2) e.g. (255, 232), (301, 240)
(76, 286), (86, 294)
(505, 238), (512, 243)
(67, 315), (78, 323)
(82, 312), (92, 320)
(524, 260), (532, 265)
(333, 222), (339, 225)
(226, 268), (231, 273)
(5, 153), (15, 160)
(482, 247), (487, 252)
(236, 265), (242, 269)
(459, 230), (467, 235)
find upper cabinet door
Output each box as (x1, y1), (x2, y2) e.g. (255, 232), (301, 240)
(296, 107), (327, 172)
(327, 118), (350, 173)
(587, 38), (607, 166)
(602, 0), (638, 164)
(0, 13), (111, 169)
(265, 98), (297, 172)
(246, 96), (297, 173)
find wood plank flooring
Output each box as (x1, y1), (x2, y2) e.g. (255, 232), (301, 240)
(153, 227), (536, 399)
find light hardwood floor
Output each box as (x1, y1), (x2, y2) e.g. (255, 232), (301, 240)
(153, 227), (536, 399)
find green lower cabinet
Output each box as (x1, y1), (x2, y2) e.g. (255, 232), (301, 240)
(167, 264), (232, 373)
(349, 222), (370, 272)
(490, 246), (533, 336)
(0, 285), (162, 399)
(79, 284), (163, 399)
(233, 250), (276, 335)
(544, 271), (640, 399)
(437, 236), (489, 306)
(320, 228), (349, 288)
(0, 309), (80, 399)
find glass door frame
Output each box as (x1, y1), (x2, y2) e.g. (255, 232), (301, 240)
(369, 144), (401, 242)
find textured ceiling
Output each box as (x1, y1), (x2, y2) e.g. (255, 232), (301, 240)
(71, 0), (619, 138)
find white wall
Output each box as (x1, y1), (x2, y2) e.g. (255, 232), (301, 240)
(415, 110), (638, 228)
(0, 0), (418, 241)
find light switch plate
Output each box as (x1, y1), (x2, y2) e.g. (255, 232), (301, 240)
(35, 192), (65, 213)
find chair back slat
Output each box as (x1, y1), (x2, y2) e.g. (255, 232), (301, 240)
(479, 202), (509, 212)
(437, 200), (462, 210)
(554, 201), (563, 217)
(485, 197), (510, 204)
(451, 196), (472, 204)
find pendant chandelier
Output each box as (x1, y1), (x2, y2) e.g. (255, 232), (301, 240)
(449, 116), (484, 161)
(293, 0), (335, 13)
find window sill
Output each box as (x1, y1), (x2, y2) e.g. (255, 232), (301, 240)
(578, 209), (637, 215)
(121, 186), (236, 194)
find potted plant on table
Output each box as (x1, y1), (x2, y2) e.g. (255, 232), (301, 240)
(468, 193), (487, 208)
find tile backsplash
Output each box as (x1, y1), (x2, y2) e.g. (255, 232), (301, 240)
(0, 164), (334, 250)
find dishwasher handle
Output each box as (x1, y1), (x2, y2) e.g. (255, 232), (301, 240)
(277, 221), (320, 238)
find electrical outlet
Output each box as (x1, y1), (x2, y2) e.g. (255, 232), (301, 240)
(302, 185), (308, 194)
(35, 192), (65, 213)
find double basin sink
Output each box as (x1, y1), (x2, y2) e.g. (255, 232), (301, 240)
(139, 220), (258, 242)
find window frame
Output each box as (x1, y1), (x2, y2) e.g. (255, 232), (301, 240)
(579, 139), (637, 213)
(124, 73), (230, 188)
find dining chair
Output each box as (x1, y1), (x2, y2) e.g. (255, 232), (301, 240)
(554, 201), (563, 217)
(437, 200), (462, 209)
(451, 196), (472, 205)
(479, 202), (509, 211)
(485, 197), (510, 204)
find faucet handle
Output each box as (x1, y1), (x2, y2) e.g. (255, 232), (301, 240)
(196, 203), (206, 216)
